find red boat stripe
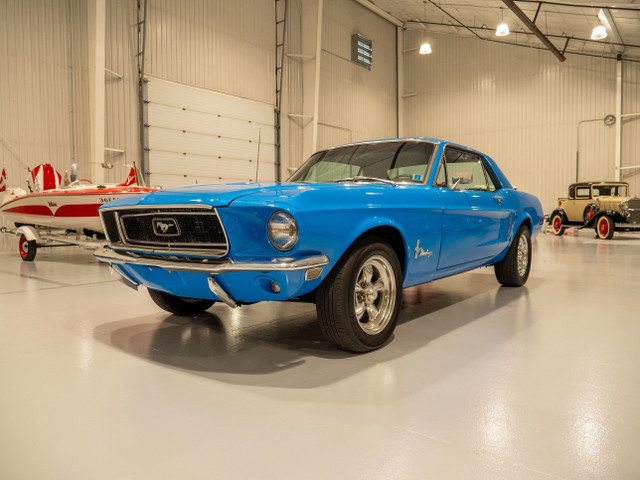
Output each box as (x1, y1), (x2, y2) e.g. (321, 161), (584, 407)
(4, 205), (53, 216)
(55, 204), (102, 217)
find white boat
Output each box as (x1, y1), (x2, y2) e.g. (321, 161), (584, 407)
(0, 164), (157, 234)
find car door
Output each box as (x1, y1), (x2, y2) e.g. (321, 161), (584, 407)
(435, 147), (511, 270)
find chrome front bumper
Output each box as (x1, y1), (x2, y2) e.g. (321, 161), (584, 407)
(94, 246), (330, 274)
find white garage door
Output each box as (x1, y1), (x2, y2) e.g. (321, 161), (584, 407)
(144, 77), (276, 189)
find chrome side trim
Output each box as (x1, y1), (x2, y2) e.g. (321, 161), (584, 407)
(94, 246), (330, 275)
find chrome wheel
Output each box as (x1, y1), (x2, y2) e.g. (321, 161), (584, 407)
(353, 255), (396, 335)
(516, 234), (529, 277)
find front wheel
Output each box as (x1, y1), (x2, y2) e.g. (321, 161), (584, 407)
(550, 214), (565, 236)
(18, 235), (37, 261)
(494, 225), (531, 287)
(316, 237), (402, 353)
(595, 215), (614, 240)
(148, 289), (215, 315)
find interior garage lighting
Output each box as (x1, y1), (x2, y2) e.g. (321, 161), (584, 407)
(495, 7), (510, 37)
(591, 25), (607, 40)
(496, 23), (510, 36)
(419, 42), (432, 54)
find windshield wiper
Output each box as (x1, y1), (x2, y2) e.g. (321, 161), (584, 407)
(335, 176), (397, 186)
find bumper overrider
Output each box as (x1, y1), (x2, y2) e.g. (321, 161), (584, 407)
(95, 246), (330, 308)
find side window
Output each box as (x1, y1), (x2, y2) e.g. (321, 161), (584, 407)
(569, 186), (575, 199)
(442, 149), (494, 191)
(435, 158), (447, 187)
(576, 187), (590, 198)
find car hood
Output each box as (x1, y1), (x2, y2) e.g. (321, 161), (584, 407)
(100, 182), (397, 209)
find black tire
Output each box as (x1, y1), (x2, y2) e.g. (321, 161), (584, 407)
(595, 215), (614, 240)
(148, 288), (215, 315)
(494, 225), (531, 287)
(18, 235), (37, 261)
(316, 237), (402, 353)
(549, 214), (565, 236)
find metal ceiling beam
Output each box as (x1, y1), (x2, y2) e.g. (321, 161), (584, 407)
(601, 8), (625, 54)
(502, 0), (566, 62)
(405, 20), (640, 49)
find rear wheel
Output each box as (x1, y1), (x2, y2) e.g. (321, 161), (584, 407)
(18, 235), (37, 261)
(316, 237), (402, 353)
(550, 214), (565, 236)
(494, 225), (531, 287)
(148, 289), (215, 315)
(595, 215), (614, 240)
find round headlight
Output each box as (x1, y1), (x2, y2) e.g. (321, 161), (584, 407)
(268, 211), (298, 251)
(621, 201), (629, 211)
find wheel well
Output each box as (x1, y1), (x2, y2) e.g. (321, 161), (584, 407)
(518, 217), (531, 233)
(353, 226), (406, 274)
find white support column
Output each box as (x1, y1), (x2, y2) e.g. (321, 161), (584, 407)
(301, 0), (323, 160)
(615, 58), (622, 181)
(311, 0), (323, 155)
(88, 0), (106, 184)
(397, 26), (404, 138)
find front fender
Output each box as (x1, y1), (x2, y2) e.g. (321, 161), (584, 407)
(587, 211), (625, 227)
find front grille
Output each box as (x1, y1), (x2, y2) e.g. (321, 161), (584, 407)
(99, 207), (228, 253)
(101, 211), (120, 245)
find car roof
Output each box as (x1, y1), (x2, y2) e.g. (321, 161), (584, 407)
(570, 181), (629, 188)
(324, 137), (485, 157)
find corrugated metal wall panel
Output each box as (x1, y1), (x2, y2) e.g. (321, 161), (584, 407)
(622, 62), (640, 195)
(402, 31), (628, 213)
(145, 0), (275, 106)
(281, 0), (304, 176)
(104, 0), (140, 185)
(317, 0), (397, 151)
(0, 0), (75, 189)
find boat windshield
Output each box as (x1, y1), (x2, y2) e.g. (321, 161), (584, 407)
(288, 141), (436, 184)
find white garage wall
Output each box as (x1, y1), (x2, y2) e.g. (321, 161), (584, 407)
(103, 0), (276, 185)
(402, 30), (640, 213)
(0, 0), (78, 189)
(317, 0), (397, 151)
(622, 62), (640, 194)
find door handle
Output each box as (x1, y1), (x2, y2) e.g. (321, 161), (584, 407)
(492, 195), (503, 206)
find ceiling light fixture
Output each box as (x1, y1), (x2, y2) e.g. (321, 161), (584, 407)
(590, 25), (607, 40)
(496, 8), (510, 37)
(496, 23), (510, 36)
(419, 42), (432, 54)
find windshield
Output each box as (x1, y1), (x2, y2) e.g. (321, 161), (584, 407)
(288, 141), (436, 184)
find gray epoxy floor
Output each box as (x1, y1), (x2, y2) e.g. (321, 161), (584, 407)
(1, 231), (639, 479)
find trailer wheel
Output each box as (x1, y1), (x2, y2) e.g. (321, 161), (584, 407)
(18, 235), (37, 261)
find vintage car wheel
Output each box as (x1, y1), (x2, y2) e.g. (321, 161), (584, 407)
(550, 214), (565, 236)
(583, 205), (598, 223)
(494, 225), (531, 287)
(18, 235), (37, 262)
(148, 288), (215, 315)
(316, 237), (402, 353)
(595, 215), (615, 240)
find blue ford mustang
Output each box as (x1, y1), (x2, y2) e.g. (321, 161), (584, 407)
(96, 138), (543, 352)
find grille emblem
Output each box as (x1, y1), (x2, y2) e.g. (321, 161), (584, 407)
(152, 218), (181, 237)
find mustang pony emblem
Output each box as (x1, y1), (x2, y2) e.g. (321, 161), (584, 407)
(152, 218), (180, 236)
(414, 239), (432, 259)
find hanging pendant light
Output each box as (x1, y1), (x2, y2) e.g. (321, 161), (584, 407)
(591, 25), (607, 40)
(419, 42), (432, 55)
(496, 8), (510, 37)
(496, 23), (510, 36)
